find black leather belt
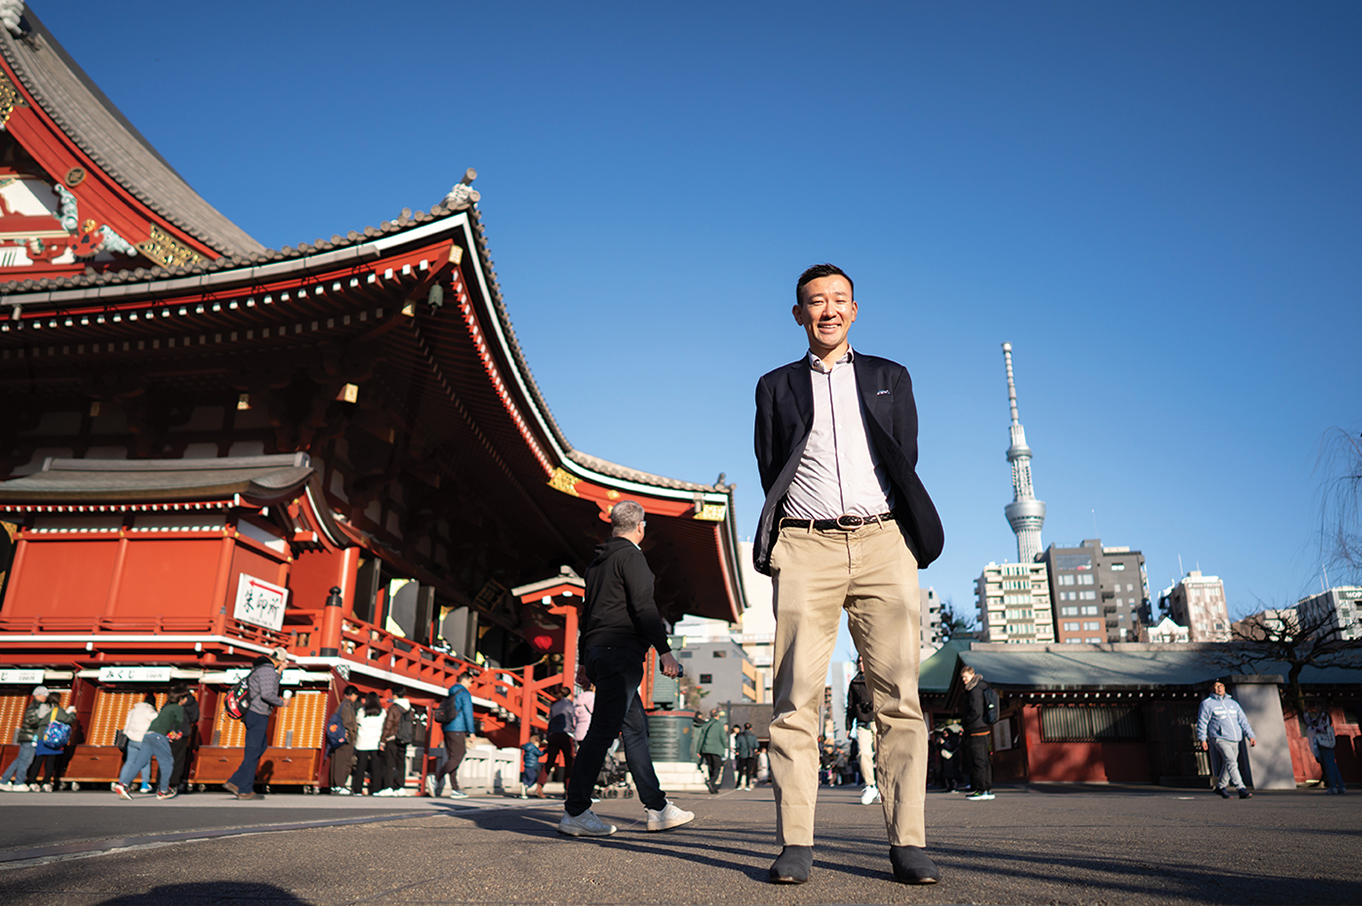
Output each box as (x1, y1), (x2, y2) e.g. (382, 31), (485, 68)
(780, 512), (896, 531)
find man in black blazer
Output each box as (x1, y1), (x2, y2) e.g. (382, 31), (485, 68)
(753, 263), (944, 886)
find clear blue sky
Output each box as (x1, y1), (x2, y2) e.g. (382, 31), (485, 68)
(39, 2), (1361, 622)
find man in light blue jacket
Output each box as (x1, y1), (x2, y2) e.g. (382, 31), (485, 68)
(431, 668), (475, 799)
(1196, 681), (1256, 799)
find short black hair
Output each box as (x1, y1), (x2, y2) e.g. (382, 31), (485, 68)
(343, 685), (359, 697)
(796, 263), (853, 305)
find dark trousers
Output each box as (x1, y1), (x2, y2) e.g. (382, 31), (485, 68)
(27, 754), (59, 785)
(384, 741), (407, 791)
(330, 742), (356, 790)
(564, 646), (666, 816)
(436, 731), (466, 794)
(168, 733), (194, 788)
(227, 710), (270, 793)
(352, 749), (384, 793)
(541, 732), (575, 788)
(966, 731), (992, 792)
(738, 755), (757, 785)
(700, 753), (722, 790)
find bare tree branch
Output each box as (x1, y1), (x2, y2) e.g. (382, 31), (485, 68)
(1317, 425), (1362, 585)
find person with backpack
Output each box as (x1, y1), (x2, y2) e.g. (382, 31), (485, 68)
(224, 646), (291, 801)
(328, 685), (360, 795)
(431, 668), (475, 799)
(113, 689), (187, 800)
(17, 688), (75, 792)
(959, 666), (995, 801)
(1, 686), (57, 791)
(379, 687), (414, 796)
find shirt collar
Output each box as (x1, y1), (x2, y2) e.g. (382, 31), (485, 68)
(807, 347), (854, 374)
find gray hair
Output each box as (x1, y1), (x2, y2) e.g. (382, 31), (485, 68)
(610, 500), (646, 536)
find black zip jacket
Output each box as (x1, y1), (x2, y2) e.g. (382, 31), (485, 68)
(961, 679), (991, 732)
(579, 537), (671, 658)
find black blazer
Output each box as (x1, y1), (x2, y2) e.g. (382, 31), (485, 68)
(752, 352), (944, 576)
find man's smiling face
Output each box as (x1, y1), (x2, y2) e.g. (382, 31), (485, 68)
(794, 274), (857, 360)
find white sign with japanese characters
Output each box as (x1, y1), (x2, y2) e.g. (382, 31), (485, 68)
(97, 667), (173, 683)
(233, 574), (289, 632)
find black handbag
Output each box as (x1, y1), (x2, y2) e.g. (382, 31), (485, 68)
(114, 730), (128, 751)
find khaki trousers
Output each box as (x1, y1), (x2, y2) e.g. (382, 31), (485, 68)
(768, 520), (925, 847)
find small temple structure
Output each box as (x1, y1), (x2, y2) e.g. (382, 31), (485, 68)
(0, 5), (745, 791)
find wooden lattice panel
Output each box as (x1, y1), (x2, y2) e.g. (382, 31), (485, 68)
(272, 691), (325, 749)
(212, 696), (247, 748)
(0, 694), (26, 745)
(87, 690), (167, 746)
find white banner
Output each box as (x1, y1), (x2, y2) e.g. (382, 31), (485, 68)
(0, 669), (45, 685)
(233, 574), (289, 632)
(97, 666), (173, 683)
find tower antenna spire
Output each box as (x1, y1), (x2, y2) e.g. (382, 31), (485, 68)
(1002, 343), (1045, 563)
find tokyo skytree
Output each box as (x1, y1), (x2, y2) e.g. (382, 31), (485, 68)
(1002, 343), (1045, 563)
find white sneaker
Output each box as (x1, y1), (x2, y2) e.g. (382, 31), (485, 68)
(645, 800), (694, 832)
(861, 785), (881, 805)
(374, 788), (393, 797)
(334, 788), (352, 796)
(448, 789), (469, 799)
(558, 808), (617, 836)
(424, 775), (437, 797)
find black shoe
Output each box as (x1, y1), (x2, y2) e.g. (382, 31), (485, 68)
(769, 846), (813, 884)
(1216, 787), (1232, 799)
(1238, 789), (1253, 799)
(890, 845), (940, 884)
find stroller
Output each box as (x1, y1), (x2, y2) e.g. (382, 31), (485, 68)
(594, 747), (633, 799)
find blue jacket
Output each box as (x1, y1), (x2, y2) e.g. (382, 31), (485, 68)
(442, 683), (475, 733)
(1196, 693), (1255, 743)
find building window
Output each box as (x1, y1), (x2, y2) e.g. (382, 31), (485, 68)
(1059, 574), (1075, 586)
(1083, 621), (1101, 631)
(698, 674), (712, 684)
(1086, 636), (1103, 643)
(1111, 563), (1126, 571)
(1061, 607), (1078, 616)
(1080, 591), (1097, 600)
(1063, 622), (1079, 631)
(1064, 638), (1083, 644)
(713, 651), (727, 658)
(1078, 574), (1095, 585)
(1040, 705), (1143, 742)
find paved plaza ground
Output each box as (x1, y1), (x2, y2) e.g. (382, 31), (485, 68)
(0, 783), (1356, 905)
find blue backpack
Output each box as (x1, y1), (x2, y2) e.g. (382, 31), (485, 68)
(41, 718), (71, 748)
(325, 710), (347, 751)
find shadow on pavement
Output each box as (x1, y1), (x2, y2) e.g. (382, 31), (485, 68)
(95, 881), (313, 905)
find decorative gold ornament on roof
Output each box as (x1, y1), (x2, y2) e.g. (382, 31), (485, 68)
(136, 224), (204, 268)
(0, 71), (28, 125)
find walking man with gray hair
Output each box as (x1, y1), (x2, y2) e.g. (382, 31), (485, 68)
(557, 500), (694, 837)
(754, 263), (945, 885)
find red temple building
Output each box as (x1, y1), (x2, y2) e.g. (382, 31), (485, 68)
(0, 7), (745, 791)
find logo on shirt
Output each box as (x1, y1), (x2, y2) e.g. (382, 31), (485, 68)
(876, 389), (890, 396)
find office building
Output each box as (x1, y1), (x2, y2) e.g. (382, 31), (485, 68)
(1039, 540), (1149, 644)
(1163, 571), (1231, 642)
(1295, 586), (1362, 641)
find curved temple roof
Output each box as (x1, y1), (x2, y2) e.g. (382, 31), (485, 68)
(0, 6), (264, 258)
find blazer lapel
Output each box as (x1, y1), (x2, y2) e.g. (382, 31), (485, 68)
(787, 359), (814, 434)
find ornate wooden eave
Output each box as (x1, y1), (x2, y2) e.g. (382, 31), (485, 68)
(0, 6), (262, 279)
(0, 199), (745, 623)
